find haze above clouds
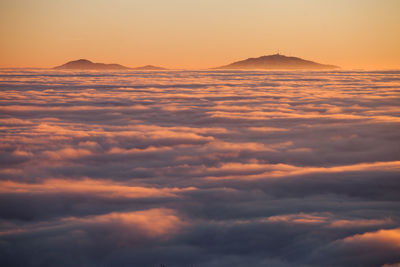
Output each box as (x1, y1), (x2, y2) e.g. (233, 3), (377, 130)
(1, 0), (400, 69)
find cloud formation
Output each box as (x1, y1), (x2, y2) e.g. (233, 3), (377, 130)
(1, 69), (400, 266)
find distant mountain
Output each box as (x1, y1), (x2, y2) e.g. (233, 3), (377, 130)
(54, 59), (167, 70)
(132, 65), (167, 70)
(54, 59), (130, 70)
(216, 54), (339, 70)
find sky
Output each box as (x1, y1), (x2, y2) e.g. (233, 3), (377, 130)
(1, 0), (400, 69)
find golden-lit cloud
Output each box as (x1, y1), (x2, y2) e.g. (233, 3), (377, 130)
(0, 208), (186, 239)
(0, 179), (195, 199)
(341, 228), (400, 248)
(1, 69), (399, 266)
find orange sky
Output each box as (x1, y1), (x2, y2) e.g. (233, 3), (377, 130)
(1, 0), (399, 69)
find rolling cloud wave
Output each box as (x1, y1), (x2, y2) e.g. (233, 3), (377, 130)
(1, 69), (400, 267)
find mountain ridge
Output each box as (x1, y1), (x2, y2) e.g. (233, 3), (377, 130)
(216, 54), (339, 70)
(54, 59), (166, 70)
(131, 65), (167, 70)
(54, 55), (338, 70)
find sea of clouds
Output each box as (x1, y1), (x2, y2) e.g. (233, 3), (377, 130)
(0, 69), (400, 267)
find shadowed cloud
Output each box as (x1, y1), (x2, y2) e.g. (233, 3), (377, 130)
(1, 69), (400, 266)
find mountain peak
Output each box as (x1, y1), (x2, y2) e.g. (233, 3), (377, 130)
(54, 59), (130, 70)
(54, 60), (167, 70)
(132, 65), (167, 70)
(74, 59), (93, 64)
(216, 54), (339, 70)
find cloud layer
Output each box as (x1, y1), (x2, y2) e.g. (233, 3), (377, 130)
(1, 69), (400, 267)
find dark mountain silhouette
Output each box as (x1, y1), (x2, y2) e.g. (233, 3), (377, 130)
(54, 59), (130, 70)
(132, 65), (167, 70)
(54, 59), (167, 70)
(216, 54), (339, 70)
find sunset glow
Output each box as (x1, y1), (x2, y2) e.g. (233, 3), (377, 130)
(1, 1), (400, 266)
(1, 0), (400, 69)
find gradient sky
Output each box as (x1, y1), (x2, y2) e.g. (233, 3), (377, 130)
(1, 0), (400, 69)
